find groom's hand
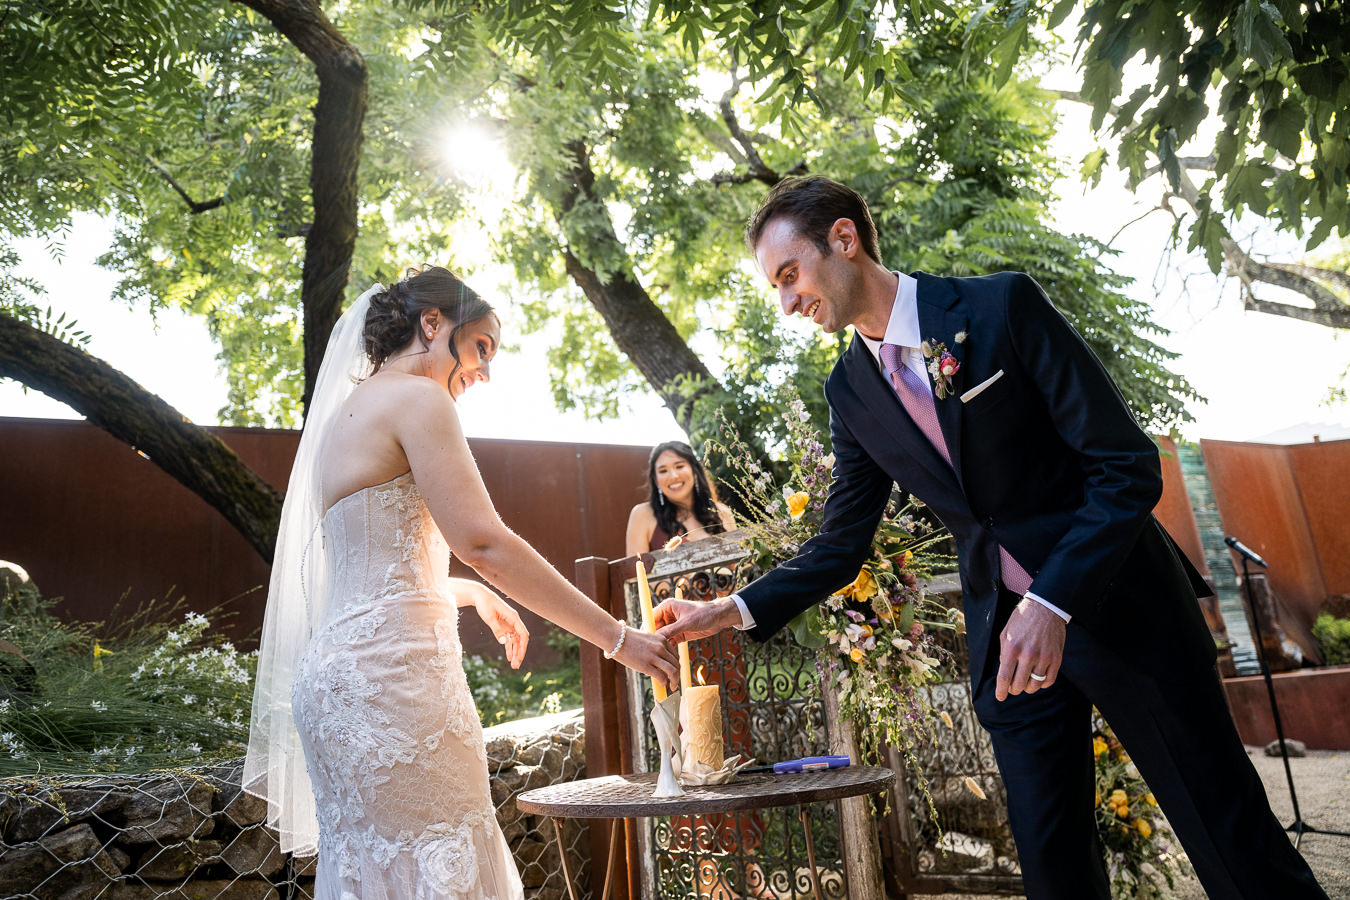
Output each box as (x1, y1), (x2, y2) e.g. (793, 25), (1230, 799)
(995, 598), (1066, 701)
(654, 597), (740, 644)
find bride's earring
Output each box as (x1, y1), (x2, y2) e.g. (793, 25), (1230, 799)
(659, 491), (666, 507)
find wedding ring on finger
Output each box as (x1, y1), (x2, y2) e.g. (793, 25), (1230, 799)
(1029, 672), (1048, 682)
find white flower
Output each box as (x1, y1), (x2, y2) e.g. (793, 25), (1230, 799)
(1141, 862), (1157, 877)
(185, 612), (209, 628)
(954, 330), (968, 343)
(821, 453), (835, 470)
(0, 699), (11, 716)
(91, 700), (107, 713)
(891, 636), (913, 652)
(182, 694), (196, 706)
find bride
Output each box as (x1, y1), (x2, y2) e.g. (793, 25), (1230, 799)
(244, 267), (678, 899)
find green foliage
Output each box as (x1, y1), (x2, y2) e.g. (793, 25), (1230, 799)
(0, 589), (256, 777)
(4, 0), (1200, 437)
(461, 651), (582, 726)
(488, 12), (1197, 449)
(983, 0), (1350, 264)
(1312, 614), (1350, 667)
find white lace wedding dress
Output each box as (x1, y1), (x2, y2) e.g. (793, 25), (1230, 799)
(292, 471), (524, 900)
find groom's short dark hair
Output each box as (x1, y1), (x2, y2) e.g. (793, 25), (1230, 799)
(746, 176), (882, 264)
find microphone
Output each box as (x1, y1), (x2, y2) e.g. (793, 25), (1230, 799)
(1224, 535), (1268, 568)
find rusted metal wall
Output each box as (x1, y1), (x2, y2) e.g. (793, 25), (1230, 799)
(0, 417), (651, 666)
(1201, 437), (1350, 653)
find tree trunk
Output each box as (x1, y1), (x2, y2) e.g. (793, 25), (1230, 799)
(555, 141), (723, 431)
(234, 0), (369, 411)
(0, 314), (284, 562)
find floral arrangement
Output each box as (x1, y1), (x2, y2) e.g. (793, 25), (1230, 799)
(709, 393), (958, 783)
(1093, 712), (1192, 897)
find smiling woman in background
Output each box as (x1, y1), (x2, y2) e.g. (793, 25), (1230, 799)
(626, 441), (736, 557)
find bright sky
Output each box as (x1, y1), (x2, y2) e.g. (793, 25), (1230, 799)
(3, 78), (1348, 447)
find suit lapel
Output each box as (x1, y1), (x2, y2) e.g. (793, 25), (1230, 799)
(841, 333), (959, 489)
(914, 272), (969, 489)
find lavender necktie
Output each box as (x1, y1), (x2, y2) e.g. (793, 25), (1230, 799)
(879, 343), (1032, 596)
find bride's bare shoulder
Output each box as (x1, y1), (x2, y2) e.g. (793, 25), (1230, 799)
(350, 372), (453, 419)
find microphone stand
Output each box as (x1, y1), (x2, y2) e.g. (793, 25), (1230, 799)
(1234, 543), (1350, 848)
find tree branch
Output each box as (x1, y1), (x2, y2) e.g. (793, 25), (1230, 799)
(146, 156), (225, 214)
(554, 140), (722, 430)
(712, 75), (805, 187)
(233, 0), (368, 412)
(0, 312), (283, 561)
(1052, 88), (1349, 329)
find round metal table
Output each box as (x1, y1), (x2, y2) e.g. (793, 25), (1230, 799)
(517, 765), (894, 900)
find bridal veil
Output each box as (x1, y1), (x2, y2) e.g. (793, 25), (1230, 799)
(243, 283), (382, 855)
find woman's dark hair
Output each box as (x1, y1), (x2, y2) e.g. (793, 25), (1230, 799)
(646, 441), (726, 541)
(745, 175), (882, 264)
(363, 266), (497, 376)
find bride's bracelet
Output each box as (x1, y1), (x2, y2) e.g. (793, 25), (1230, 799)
(602, 622), (628, 660)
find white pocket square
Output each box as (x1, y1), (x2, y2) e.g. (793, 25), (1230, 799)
(960, 369), (1004, 404)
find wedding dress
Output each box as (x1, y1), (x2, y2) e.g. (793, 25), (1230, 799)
(291, 470), (524, 900)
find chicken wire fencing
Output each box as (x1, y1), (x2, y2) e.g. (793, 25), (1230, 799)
(0, 709), (591, 900)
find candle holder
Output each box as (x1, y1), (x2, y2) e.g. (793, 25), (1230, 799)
(650, 692), (685, 798)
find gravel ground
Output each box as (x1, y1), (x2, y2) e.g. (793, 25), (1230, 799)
(926, 746), (1350, 900)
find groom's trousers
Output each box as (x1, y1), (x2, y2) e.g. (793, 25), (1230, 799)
(970, 589), (1329, 900)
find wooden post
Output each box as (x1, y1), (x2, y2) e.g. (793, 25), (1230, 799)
(576, 555), (634, 900)
(822, 686), (886, 899)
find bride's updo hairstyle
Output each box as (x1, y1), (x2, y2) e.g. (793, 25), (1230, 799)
(363, 266), (497, 375)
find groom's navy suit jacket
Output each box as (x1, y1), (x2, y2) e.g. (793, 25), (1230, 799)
(740, 271), (1214, 688)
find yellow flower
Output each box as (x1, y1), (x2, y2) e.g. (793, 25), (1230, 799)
(849, 648), (865, 663)
(1145, 792), (1157, 807)
(839, 567), (878, 602)
(1136, 819), (1152, 838)
(1116, 803), (1130, 818)
(1094, 789), (1102, 808)
(939, 711), (954, 729)
(858, 623), (874, 638)
(963, 777), (987, 800)
(787, 491), (810, 519)
(93, 641), (114, 672)
(1092, 736), (1108, 759)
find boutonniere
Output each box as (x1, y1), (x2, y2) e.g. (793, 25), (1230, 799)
(920, 330), (967, 399)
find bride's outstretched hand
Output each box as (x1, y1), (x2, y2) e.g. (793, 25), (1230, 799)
(474, 591), (530, 669)
(614, 628), (679, 692)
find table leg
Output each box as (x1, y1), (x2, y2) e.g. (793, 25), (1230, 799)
(600, 818), (620, 900)
(552, 817), (579, 900)
(798, 804), (825, 900)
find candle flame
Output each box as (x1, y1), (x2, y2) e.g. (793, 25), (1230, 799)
(696, 664), (707, 686)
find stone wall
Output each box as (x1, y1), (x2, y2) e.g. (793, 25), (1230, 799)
(0, 709), (589, 900)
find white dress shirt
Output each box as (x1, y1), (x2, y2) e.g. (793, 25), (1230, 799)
(730, 272), (1069, 629)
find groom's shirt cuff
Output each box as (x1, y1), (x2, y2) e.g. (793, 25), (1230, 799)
(729, 594), (756, 630)
(1024, 590), (1071, 622)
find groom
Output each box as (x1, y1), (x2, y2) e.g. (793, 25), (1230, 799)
(654, 176), (1327, 898)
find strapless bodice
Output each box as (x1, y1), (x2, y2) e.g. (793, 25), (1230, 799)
(319, 472), (449, 621)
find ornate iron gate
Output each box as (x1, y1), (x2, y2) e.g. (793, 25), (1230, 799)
(577, 541), (1024, 899)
